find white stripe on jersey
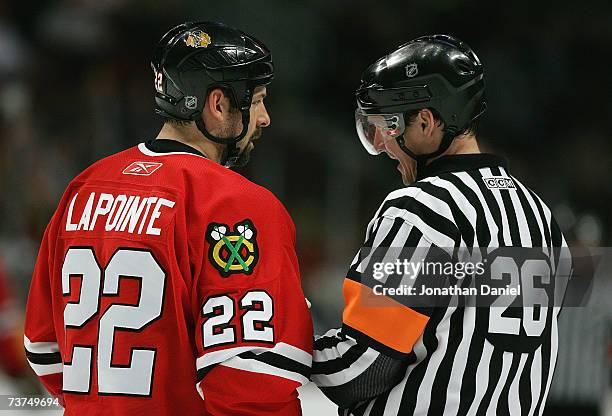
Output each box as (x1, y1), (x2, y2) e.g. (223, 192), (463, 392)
(412, 306), (456, 415)
(508, 354), (529, 416)
(220, 355), (310, 386)
(382, 337), (429, 416)
(383, 206), (456, 248)
(527, 347), (543, 416)
(501, 170), (532, 246)
(443, 306), (476, 416)
(466, 341), (495, 415)
(486, 352), (513, 414)
(312, 347), (380, 387)
(28, 361), (63, 377)
(454, 171), (500, 247)
(196, 342), (312, 370)
(24, 335), (60, 354)
(137, 142), (208, 159)
(482, 167), (513, 245)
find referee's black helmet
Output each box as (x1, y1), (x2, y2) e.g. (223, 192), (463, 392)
(355, 35), (486, 160)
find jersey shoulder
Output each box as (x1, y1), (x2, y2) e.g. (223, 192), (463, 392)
(374, 181), (448, 222)
(66, 144), (279, 205)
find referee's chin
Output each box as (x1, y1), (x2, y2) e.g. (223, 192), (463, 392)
(398, 160), (417, 185)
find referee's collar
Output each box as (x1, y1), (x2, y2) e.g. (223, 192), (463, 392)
(144, 139), (207, 158)
(417, 153), (508, 180)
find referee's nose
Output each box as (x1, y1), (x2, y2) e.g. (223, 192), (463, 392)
(373, 129), (387, 155)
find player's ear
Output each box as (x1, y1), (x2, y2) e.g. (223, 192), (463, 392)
(205, 88), (228, 122)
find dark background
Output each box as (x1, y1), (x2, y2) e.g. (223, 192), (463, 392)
(0, 0), (610, 410)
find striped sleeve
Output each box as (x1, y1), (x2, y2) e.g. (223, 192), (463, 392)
(312, 213), (441, 405)
(24, 335), (63, 377)
(24, 222), (64, 398)
(196, 342), (312, 395)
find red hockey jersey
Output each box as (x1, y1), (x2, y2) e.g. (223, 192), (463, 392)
(24, 140), (313, 415)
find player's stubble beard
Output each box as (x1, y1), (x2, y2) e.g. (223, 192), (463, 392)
(234, 127), (262, 167)
(220, 113), (263, 167)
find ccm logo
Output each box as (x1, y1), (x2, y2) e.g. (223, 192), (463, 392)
(483, 177), (516, 189)
(122, 161), (163, 176)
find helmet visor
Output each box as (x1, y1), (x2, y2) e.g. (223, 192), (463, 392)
(355, 109), (406, 155)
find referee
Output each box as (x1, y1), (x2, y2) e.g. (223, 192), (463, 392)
(312, 35), (572, 416)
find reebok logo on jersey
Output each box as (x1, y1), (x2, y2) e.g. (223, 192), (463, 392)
(206, 219), (259, 277)
(122, 161), (163, 176)
(483, 176), (516, 190)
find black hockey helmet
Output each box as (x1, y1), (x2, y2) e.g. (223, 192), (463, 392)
(355, 35), (486, 165)
(151, 21), (274, 167)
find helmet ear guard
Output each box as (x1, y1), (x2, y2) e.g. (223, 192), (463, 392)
(151, 21), (274, 167)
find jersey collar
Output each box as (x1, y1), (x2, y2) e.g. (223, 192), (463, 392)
(417, 153), (508, 181)
(144, 139), (207, 158)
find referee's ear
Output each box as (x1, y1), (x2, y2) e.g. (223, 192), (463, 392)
(417, 109), (440, 138)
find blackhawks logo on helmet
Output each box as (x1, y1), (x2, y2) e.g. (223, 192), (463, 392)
(206, 219), (259, 277)
(184, 30), (211, 48)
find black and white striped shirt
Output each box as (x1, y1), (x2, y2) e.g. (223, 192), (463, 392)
(312, 154), (571, 416)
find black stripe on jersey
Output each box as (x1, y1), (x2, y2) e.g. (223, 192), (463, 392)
(237, 350), (312, 379)
(527, 188), (552, 248)
(367, 216), (387, 244)
(351, 402), (368, 416)
(457, 328), (487, 415)
(196, 366), (214, 383)
(467, 170), (507, 246)
(497, 353), (521, 416)
(314, 332), (347, 351)
(347, 217), (405, 280)
(197, 351), (312, 382)
(533, 339), (552, 416)
(412, 181), (475, 248)
(377, 195), (461, 247)
(513, 180), (543, 246)
(518, 351), (536, 415)
(396, 310), (446, 415)
(370, 389), (392, 416)
(550, 216), (562, 247)
(475, 349), (503, 416)
(376, 217), (409, 251)
(491, 166), (521, 246)
(342, 324), (414, 361)
(312, 341), (369, 375)
(427, 306), (466, 415)
(24, 349), (62, 365)
(550, 216), (564, 271)
(385, 226), (423, 291)
(444, 172), (492, 247)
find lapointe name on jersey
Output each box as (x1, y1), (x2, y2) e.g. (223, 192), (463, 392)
(65, 191), (176, 236)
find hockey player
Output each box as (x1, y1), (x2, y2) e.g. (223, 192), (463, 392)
(24, 21), (312, 416)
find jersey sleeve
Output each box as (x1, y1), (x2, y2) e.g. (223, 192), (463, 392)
(192, 194), (313, 414)
(23, 220), (64, 399)
(312, 214), (450, 406)
(341, 215), (441, 357)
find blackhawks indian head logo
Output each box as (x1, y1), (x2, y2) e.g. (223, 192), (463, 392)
(183, 30), (211, 48)
(206, 219), (259, 277)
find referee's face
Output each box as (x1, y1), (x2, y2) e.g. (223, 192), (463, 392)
(374, 129), (417, 185)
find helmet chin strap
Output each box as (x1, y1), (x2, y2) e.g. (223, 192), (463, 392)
(194, 109), (250, 168)
(395, 128), (457, 178)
